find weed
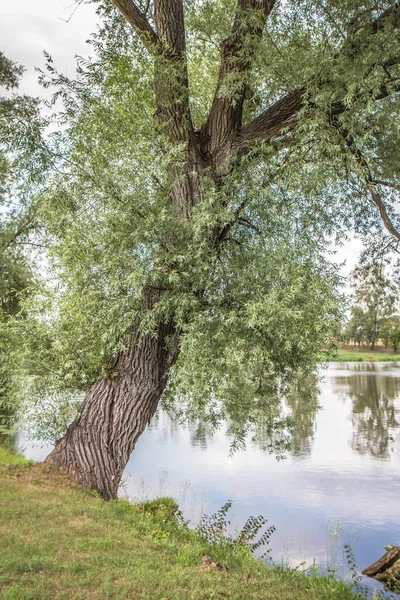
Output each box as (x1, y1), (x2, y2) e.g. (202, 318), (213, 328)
(344, 544), (400, 599)
(196, 500), (275, 559)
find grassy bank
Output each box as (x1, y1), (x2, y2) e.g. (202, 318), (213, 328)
(0, 450), (361, 600)
(332, 349), (400, 362)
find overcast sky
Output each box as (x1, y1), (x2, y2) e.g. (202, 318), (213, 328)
(1, 0), (363, 277)
(1, 0), (98, 98)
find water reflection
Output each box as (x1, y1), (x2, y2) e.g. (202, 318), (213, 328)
(190, 421), (212, 450)
(0, 403), (17, 453)
(2, 363), (400, 598)
(332, 364), (400, 458)
(285, 375), (320, 458)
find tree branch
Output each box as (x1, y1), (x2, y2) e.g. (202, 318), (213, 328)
(240, 3), (400, 148)
(369, 188), (400, 242)
(152, 0), (192, 137)
(202, 0), (278, 165)
(111, 0), (158, 52)
(335, 123), (400, 243)
(240, 88), (303, 143)
(152, 0), (199, 215)
(154, 0), (185, 54)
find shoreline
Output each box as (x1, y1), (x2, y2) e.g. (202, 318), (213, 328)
(0, 448), (361, 600)
(326, 349), (400, 363)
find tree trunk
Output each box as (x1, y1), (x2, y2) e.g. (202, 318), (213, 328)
(45, 321), (176, 500)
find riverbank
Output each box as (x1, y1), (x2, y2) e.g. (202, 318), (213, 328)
(331, 349), (400, 362)
(0, 449), (358, 600)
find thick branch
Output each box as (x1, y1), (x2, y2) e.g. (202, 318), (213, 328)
(153, 0), (191, 140)
(240, 3), (400, 147)
(114, 0), (198, 215)
(111, 0), (158, 52)
(240, 88), (304, 143)
(152, 0), (199, 215)
(369, 188), (400, 242)
(154, 0), (185, 54)
(202, 0), (277, 165)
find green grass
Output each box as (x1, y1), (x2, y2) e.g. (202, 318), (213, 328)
(331, 349), (400, 362)
(0, 446), (29, 466)
(0, 449), (359, 599)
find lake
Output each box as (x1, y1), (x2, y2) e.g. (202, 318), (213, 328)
(10, 362), (400, 595)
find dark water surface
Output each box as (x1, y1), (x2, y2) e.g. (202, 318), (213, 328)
(14, 363), (400, 594)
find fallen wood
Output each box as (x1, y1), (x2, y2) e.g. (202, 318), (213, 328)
(362, 546), (400, 591)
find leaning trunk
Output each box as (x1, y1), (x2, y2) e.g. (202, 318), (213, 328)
(45, 321), (175, 500)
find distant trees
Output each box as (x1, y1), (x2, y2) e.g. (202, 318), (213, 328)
(0, 51), (43, 412)
(346, 306), (365, 348)
(381, 318), (400, 353)
(345, 262), (400, 350)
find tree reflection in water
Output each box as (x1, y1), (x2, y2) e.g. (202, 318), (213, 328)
(0, 404), (17, 454)
(190, 421), (210, 450)
(4, 365), (398, 463)
(285, 374), (320, 458)
(164, 374), (323, 458)
(332, 364), (400, 458)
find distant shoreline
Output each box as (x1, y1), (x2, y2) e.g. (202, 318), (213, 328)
(328, 349), (400, 362)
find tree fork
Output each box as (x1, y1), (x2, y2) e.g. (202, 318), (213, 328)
(43, 0), (400, 500)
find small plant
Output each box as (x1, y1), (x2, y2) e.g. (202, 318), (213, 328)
(196, 500), (275, 558)
(178, 478), (191, 513)
(344, 544), (365, 593)
(137, 478), (149, 502)
(326, 516), (344, 577)
(344, 544), (399, 600)
(159, 470), (170, 496)
(134, 496), (187, 543)
(136, 497), (179, 519)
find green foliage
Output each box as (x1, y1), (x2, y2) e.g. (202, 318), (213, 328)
(136, 497), (179, 519)
(346, 306), (366, 347)
(0, 446), (28, 466)
(381, 319), (400, 352)
(0, 52), (45, 420)
(4, 0), (400, 447)
(8, 23), (346, 446)
(345, 260), (399, 349)
(196, 499), (276, 560)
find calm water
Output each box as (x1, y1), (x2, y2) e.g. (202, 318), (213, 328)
(12, 363), (400, 594)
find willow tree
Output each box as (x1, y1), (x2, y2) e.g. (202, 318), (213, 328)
(0, 51), (44, 425)
(34, 0), (400, 499)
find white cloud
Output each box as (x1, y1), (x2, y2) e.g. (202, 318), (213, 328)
(1, 0), (98, 97)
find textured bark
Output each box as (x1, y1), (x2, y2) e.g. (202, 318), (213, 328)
(363, 546), (400, 590)
(46, 321), (176, 500)
(152, 0), (203, 214)
(112, 0), (158, 51)
(45, 0), (400, 499)
(203, 0), (277, 165)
